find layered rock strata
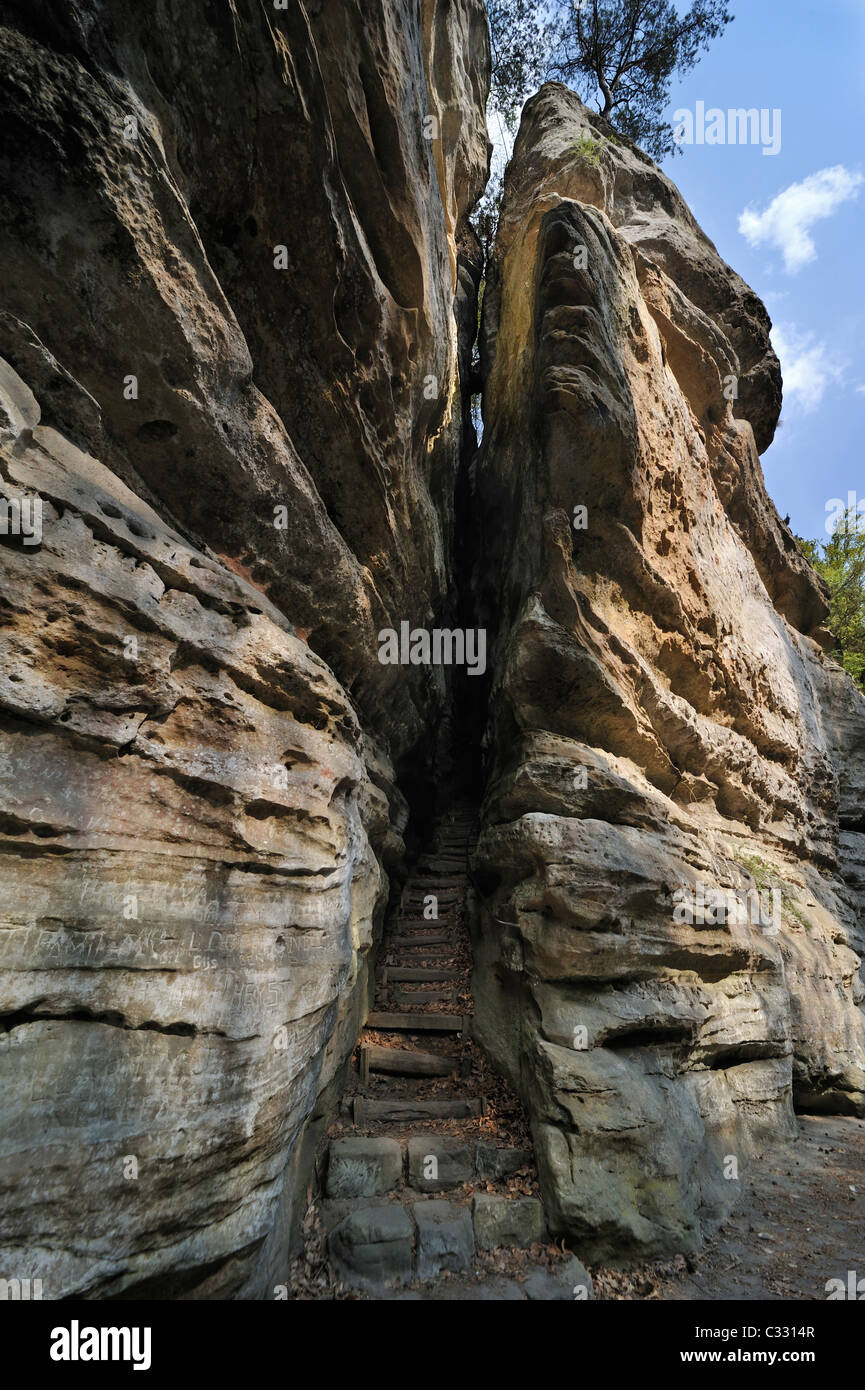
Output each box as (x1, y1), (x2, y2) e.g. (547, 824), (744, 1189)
(471, 85), (865, 1260)
(0, 0), (489, 1298)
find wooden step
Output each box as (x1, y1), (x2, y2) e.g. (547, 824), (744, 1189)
(395, 914), (457, 926)
(359, 1044), (456, 1080)
(389, 934), (452, 948)
(406, 885), (461, 897)
(391, 987), (457, 1006)
(406, 879), (462, 889)
(367, 1011), (469, 1032)
(386, 967), (461, 982)
(388, 957), (455, 970)
(354, 1096), (484, 1124)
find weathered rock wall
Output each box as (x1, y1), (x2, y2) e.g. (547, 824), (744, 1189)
(0, 0), (489, 1298)
(3, 3), (863, 1293)
(471, 85), (865, 1262)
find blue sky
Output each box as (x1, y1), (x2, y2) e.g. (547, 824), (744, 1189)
(660, 0), (865, 541)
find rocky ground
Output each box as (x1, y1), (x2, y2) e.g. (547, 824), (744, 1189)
(593, 1115), (865, 1301)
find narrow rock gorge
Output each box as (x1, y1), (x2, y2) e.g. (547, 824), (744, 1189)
(1, 1), (863, 1300)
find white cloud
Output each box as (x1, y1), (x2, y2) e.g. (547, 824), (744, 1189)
(771, 323), (845, 412)
(857, 384), (865, 395)
(739, 166), (863, 272)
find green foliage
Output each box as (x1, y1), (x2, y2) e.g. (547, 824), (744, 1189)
(477, 2), (733, 256)
(573, 131), (603, 164)
(470, 167), (505, 263)
(487, 0), (734, 162)
(548, 0), (734, 159)
(731, 852), (812, 933)
(798, 508), (865, 688)
(737, 853), (776, 894)
(486, 0), (553, 133)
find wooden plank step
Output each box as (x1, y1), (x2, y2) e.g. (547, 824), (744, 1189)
(388, 957), (455, 969)
(403, 901), (460, 912)
(389, 934), (452, 948)
(367, 1011), (468, 1032)
(406, 884), (461, 894)
(386, 967), (461, 982)
(391, 987), (457, 1006)
(354, 1096), (484, 1124)
(360, 1044), (456, 1077)
(395, 913), (457, 924)
(407, 877), (463, 887)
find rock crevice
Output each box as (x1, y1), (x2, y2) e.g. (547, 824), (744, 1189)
(1, 12), (864, 1294)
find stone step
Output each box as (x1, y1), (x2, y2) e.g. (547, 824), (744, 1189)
(472, 1194), (547, 1250)
(353, 1096), (484, 1124)
(326, 1137), (403, 1198)
(385, 967), (461, 982)
(325, 1134), (534, 1200)
(325, 1198), (475, 1290)
(325, 1197), (592, 1296)
(405, 1138), (534, 1191)
(367, 1011), (469, 1032)
(359, 1044), (456, 1080)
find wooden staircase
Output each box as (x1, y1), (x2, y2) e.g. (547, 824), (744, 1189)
(288, 804), (593, 1298)
(357, 801), (479, 1120)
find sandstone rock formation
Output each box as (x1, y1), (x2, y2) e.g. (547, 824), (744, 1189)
(470, 84), (865, 1261)
(0, 0), (488, 1298)
(2, 2), (864, 1299)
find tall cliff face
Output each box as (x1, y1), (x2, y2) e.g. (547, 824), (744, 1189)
(2, 7), (864, 1297)
(0, 0), (489, 1298)
(471, 85), (865, 1260)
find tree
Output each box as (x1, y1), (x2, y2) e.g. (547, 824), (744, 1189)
(798, 510), (865, 688)
(546, 0), (734, 161)
(471, 167), (504, 265)
(486, 0), (553, 132)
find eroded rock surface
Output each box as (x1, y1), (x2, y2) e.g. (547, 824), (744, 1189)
(0, 0), (488, 1298)
(2, 4), (863, 1296)
(471, 85), (865, 1262)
